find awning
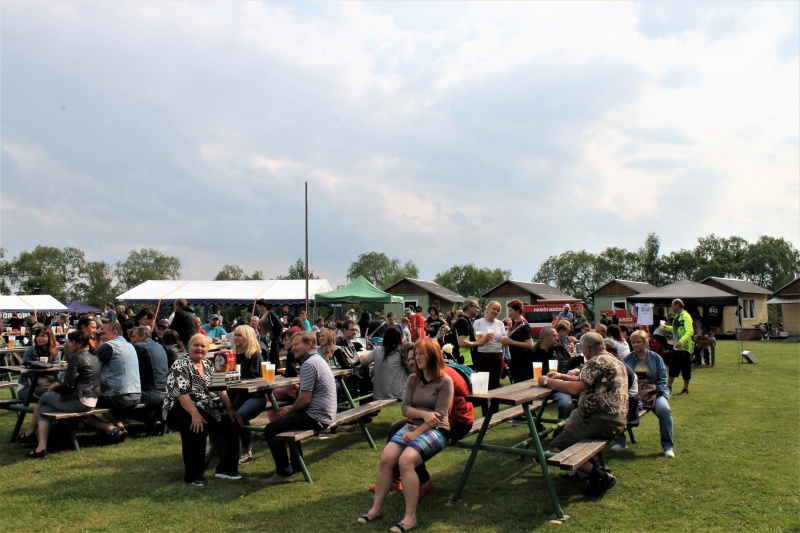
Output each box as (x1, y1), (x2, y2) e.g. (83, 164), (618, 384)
(65, 299), (102, 314)
(0, 295), (68, 313)
(115, 279), (334, 306)
(766, 296), (800, 305)
(626, 279), (739, 307)
(314, 276), (404, 304)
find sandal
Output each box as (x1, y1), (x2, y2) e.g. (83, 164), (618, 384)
(357, 512), (383, 524)
(389, 522), (416, 533)
(17, 432), (37, 444)
(25, 449), (48, 459)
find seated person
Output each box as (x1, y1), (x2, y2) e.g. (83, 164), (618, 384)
(83, 322), (141, 443)
(18, 330), (101, 457)
(162, 329), (185, 368)
(607, 324), (630, 358)
(231, 325), (264, 464)
(532, 326), (576, 423)
(201, 314), (227, 343)
(18, 328), (61, 401)
(358, 338), (454, 533)
(555, 322), (575, 352)
(360, 327), (409, 401)
(537, 332), (628, 498)
(163, 334), (242, 485)
(261, 331), (336, 486)
(125, 326), (169, 435)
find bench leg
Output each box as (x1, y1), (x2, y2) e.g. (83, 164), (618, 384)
(356, 418), (377, 450)
(66, 421), (81, 452)
(9, 385), (37, 442)
(289, 442), (313, 483)
(524, 403), (567, 523)
(595, 450), (607, 470)
(338, 377), (357, 408)
(449, 408), (494, 503)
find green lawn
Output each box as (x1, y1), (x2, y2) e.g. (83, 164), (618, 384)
(1, 340), (798, 532)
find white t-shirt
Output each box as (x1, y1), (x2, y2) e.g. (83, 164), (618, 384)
(635, 303), (654, 325)
(474, 318), (506, 353)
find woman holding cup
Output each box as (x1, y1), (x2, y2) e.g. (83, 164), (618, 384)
(232, 325), (265, 464)
(473, 301), (507, 390)
(18, 328), (62, 401)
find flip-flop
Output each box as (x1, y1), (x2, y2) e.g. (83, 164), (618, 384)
(356, 512), (383, 524)
(389, 522), (416, 533)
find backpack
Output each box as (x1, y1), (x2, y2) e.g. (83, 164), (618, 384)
(445, 361), (476, 394)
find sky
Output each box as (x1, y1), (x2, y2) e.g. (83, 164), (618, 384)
(1, 0), (798, 290)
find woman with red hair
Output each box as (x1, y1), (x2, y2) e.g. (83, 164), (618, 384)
(358, 338), (454, 533)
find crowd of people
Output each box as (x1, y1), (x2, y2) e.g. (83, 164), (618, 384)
(4, 295), (702, 526)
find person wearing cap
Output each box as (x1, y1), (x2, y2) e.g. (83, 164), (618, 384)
(201, 314), (227, 343)
(557, 304), (574, 323)
(154, 318), (170, 343)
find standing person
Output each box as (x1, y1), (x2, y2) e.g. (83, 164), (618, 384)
(357, 338), (454, 532)
(170, 299), (198, 346)
(358, 311), (371, 339)
(537, 333), (628, 497)
(453, 298), (482, 366)
(17, 328), (61, 401)
(399, 317), (412, 344)
(424, 305), (445, 339)
(201, 314), (227, 342)
(299, 311), (312, 332)
(261, 332), (336, 486)
(116, 305), (127, 324)
(101, 303), (117, 324)
(618, 331), (675, 458)
(557, 304), (574, 323)
(346, 309), (357, 323)
(256, 300), (284, 365)
(386, 312), (403, 335)
(664, 299), (694, 395)
(571, 305), (588, 332)
(410, 306), (426, 342)
(472, 301), (506, 390)
(501, 299), (534, 384)
(280, 306), (295, 326)
(231, 326), (264, 464)
(163, 334), (242, 485)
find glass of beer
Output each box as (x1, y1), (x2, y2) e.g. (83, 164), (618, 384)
(486, 331), (495, 343)
(264, 364), (275, 384)
(532, 362), (543, 380)
(549, 359), (558, 374)
(475, 332), (483, 341)
(261, 362), (269, 380)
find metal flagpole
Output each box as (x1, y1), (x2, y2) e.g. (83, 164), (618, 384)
(305, 181), (309, 314)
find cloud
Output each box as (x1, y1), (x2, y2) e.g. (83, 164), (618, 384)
(1, 0), (797, 292)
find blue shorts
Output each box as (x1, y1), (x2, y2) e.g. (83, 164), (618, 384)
(390, 424), (447, 461)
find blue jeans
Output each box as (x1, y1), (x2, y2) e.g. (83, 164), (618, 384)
(615, 396), (674, 450)
(237, 396), (267, 453)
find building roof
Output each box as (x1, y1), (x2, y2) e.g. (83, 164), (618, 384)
(700, 277), (772, 295)
(588, 279), (657, 297)
(773, 277), (800, 296)
(384, 278), (465, 304)
(627, 279), (739, 306)
(484, 280), (575, 300)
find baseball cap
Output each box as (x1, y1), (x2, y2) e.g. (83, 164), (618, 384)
(210, 314), (220, 320)
(157, 319), (170, 327)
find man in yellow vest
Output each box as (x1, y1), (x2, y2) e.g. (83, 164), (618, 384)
(664, 299), (694, 395)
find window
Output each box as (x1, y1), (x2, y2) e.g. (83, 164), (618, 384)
(740, 299), (755, 320)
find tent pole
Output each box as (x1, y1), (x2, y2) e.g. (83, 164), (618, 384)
(305, 181), (309, 315)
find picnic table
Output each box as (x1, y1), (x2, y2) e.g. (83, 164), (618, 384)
(0, 364), (65, 442)
(449, 379), (572, 523)
(226, 367), (355, 412)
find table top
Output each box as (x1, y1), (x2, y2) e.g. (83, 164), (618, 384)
(0, 364), (65, 374)
(0, 347), (27, 354)
(467, 380), (551, 406)
(225, 367), (352, 394)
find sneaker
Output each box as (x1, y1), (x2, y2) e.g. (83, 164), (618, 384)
(664, 449), (675, 458)
(188, 478), (208, 487)
(369, 481), (402, 493)
(610, 443), (627, 452)
(215, 472), (244, 480)
(679, 389), (689, 395)
(239, 453), (254, 465)
(418, 479), (435, 501)
(585, 472), (617, 498)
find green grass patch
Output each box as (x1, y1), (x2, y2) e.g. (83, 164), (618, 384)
(0, 340), (798, 532)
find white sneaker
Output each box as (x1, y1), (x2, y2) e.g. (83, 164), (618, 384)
(610, 443), (627, 452)
(664, 449), (675, 458)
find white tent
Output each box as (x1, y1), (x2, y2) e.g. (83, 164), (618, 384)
(0, 295), (68, 313)
(115, 279), (335, 306)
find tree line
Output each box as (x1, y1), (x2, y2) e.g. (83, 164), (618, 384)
(1, 233), (796, 312)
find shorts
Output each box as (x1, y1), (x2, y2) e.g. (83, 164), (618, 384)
(668, 350), (692, 380)
(549, 410), (626, 453)
(390, 424), (448, 462)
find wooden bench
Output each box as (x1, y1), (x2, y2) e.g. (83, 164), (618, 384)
(0, 398), (22, 408)
(40, 404), (149, 452)
(0, 382), (18, 389)
(461, 404), (529, 439)
(273, 399), (399, 483)
(547, 440), (609, 471)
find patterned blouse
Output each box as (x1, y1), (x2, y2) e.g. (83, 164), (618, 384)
(162, 356), (226, 422)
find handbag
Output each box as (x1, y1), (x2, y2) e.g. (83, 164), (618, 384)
(24, 360), (53, 370)
(334, 345), (360, 369)
(637, 384), (659, 411)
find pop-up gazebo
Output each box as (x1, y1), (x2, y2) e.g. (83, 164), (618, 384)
(314, 276), (404, 304)
(0, 295), (68, 314)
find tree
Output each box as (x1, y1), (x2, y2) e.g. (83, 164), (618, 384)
(8, 246), (87, 301)
(0, 248), (11, 295)
(740, 236), (800, 290)
(637, 233), (661, 287)
(533, 251), (601, 303)
(276, 258), (317, 280)
(434, 264), (511, 302)
(115, 248), (181, 291)
(214, 264), (264, 281)
(73, 261), (116, 308)
(595, 247), (640, 282)
(346, 252), (419, 289)
(692, 234), (750, 280)
(659, 249), (697, 284)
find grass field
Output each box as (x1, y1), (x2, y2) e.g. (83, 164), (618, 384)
(1, 340), (798, 532)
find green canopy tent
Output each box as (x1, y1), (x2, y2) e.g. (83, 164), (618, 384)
(313, 276), (403, 304)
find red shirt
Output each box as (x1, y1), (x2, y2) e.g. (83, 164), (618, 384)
(444, 366), (474, 429)
(411, 313), (426, 342)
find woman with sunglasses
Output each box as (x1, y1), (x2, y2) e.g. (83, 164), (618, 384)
(358, 338), (453, 533)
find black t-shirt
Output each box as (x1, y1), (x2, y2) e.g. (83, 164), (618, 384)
(426, 316), (444, 338)
(8, 317), (23, 330)
(453, 316), (475, 363)
(236, 351), (263, 380)
(506, 319), (532, 361)
(531, 343), (577, 374)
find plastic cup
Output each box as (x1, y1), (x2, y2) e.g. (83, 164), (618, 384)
(236, 364), (241, 374)
(475, 332), (483, 341)
(8, 338), (15, 349)
(265, 365), (275, 384)
(532, 362), (543, 381)
(549, 359), (558, 374)
(39, 357), (48, 363)
(486, 331), (495, 343)
(261, 362), (269, 380)
(20, 327), (26, 335)
(60, 361), (68, 369)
